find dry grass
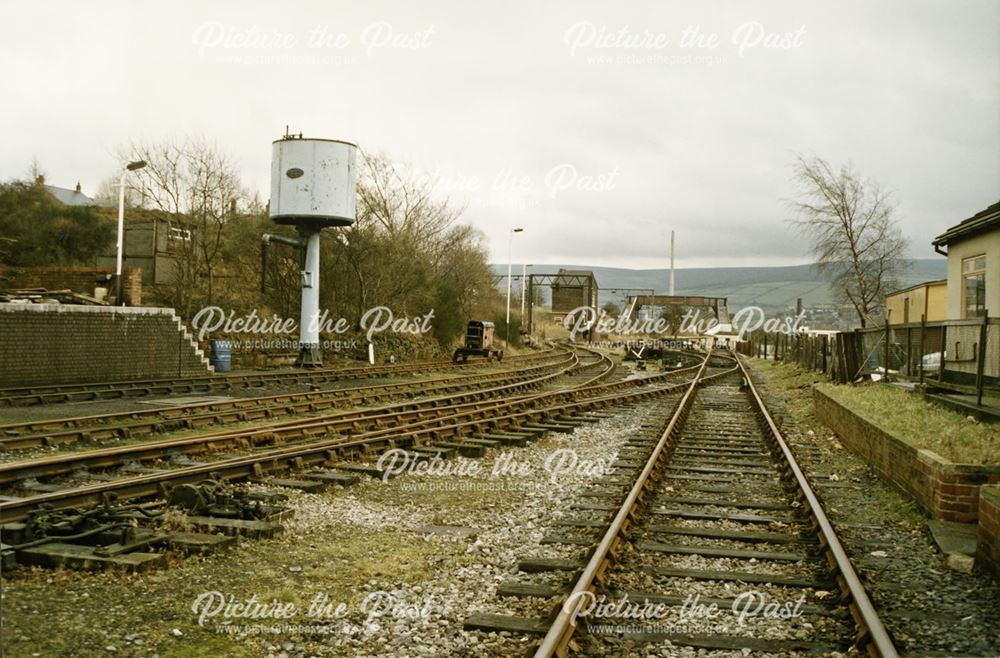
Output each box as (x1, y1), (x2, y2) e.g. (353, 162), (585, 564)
(817, 381), (999, 464)
(750, 358), (999, 464)
(0, 523), (470, 658)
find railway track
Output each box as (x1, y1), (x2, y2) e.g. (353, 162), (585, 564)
(0, 348), (701, 526)
(0, 348), (560, 407)
(0, 350), (589, 485)
(0, 348), (704, 489)
(0, 349), (581, 452)
(464, 351), (899, 657)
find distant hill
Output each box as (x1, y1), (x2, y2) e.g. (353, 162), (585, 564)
(493, 259), (947, 311)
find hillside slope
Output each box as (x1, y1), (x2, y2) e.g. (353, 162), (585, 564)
(494, 259), (946, 310)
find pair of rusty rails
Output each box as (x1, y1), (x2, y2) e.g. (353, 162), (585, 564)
(0, 350), (588, 484)
(0, 350), (583, 451)
(0, 351), (695, 524)
(0, 348), (561, 407)
(0, 348), (650, 487)
(531, 351), (898, 658)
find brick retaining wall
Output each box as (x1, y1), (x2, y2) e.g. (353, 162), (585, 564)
(0, 304), (212, 387)
(978, 485), (1000, 579)
(813, 386), (1000, 523)
(0, 266), (142, 305)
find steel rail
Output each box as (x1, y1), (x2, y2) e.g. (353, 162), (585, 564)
(0, 348), (560, 406)
(0, 353), (584, 483)
(533, 352), (898, 658)
(0, 359), (698, 523)
(0, 380), (694, 523)
(533, 353), (717, 657)
(0, 352), (578, 450)
(0, 350), (575, 433)
(735, 355), (898, 658)
(0, 354), (703, 485)
(572, 349), (617, 388)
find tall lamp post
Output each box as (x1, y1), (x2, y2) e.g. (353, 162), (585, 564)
(116, 160), (147, 305)
(505, 226), (524, 345)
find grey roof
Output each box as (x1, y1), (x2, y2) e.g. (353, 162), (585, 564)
(932, 200), (1000, 247)
(552, 268), (599, 290)
(44, 185), (115, 208)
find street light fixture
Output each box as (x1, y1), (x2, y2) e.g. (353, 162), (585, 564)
(116, 160), (146, 305)
(505, 227), (524, 346)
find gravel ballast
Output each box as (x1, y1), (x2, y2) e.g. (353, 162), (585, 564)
(747, 358), (1000, 657)
(6, 359), (995, 656)
(0, 402), (651, 657)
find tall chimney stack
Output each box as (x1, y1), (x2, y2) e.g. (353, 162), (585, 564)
(669, 230), (675, 296)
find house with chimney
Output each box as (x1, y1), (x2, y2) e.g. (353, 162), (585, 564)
(35, 175), (115, 208)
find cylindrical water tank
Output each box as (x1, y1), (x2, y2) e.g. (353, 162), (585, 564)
(269, 136), (358, 228)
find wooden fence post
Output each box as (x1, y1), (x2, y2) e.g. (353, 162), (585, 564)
(884, 312), (891, 382)
(905, 326), (912, 379)
(939, 323), (947, 384)
(977, 312), (989, 407)
(918, 315), (925, 385)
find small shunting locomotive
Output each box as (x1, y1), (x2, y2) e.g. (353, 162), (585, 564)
(452, 320), (504, 362)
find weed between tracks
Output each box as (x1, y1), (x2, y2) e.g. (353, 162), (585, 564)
(0, 520), (471, 658)
(0, 428), (577, 658)
(751, 358), (998, 465)
(747, 358), (925, 527)
(747, 358), (1000, 656)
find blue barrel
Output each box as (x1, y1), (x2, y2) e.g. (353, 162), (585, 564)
(210, 340), (232, 373)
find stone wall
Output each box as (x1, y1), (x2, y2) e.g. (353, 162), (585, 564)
(0, 304), (212, 387)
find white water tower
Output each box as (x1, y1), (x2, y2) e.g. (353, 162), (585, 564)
(268, 131), (358, 366)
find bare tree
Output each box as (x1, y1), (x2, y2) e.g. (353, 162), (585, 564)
(787, 154), (909, 328)
(336, 151), (468, 316)
(433, 225), (495, 319)
(115, 138), (246, 313)
(94, 175), (140, 206)
(26, 158), (46, 183)
(316, 152), (498, 345)
(357, 152), (463, 258)
(185, 142), (243, 303)
(99, 141), (498, 351)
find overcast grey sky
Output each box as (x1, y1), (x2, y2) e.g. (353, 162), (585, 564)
(2, 0), (997, 268)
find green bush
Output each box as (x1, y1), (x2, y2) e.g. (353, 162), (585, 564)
(0, 181), (114, 266)
(492, 313), (523, 348)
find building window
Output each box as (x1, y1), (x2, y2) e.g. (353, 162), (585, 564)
(962, 254), (986, 318)
(168, 227), (192, 242)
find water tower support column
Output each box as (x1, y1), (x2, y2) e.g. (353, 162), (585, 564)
(268, 131), (357, 368)
(297, 229), (322, 366)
